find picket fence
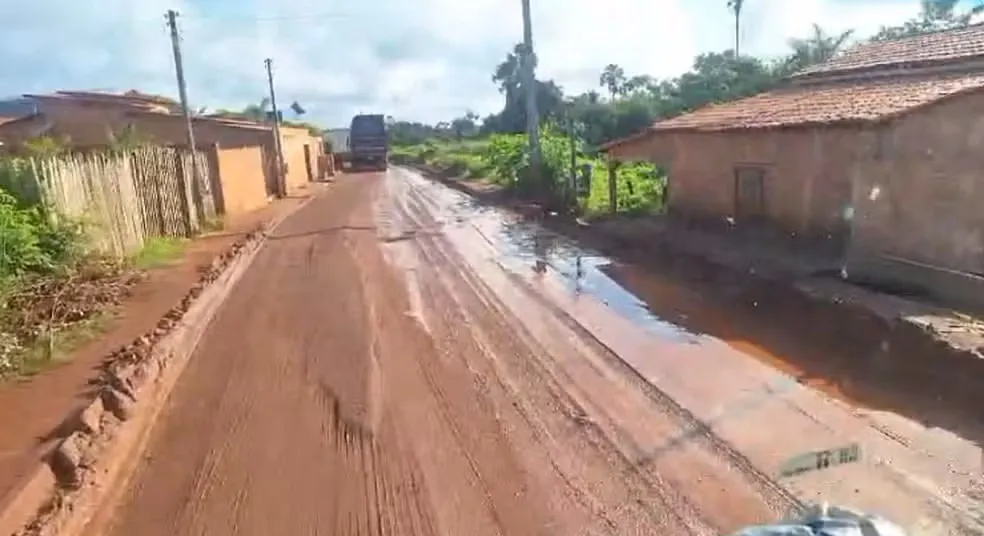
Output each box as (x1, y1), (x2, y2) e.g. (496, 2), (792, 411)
(29, 146), (219, 256)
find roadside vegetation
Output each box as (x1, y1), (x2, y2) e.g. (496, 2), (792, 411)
(388, 0), (976, 214)
(391, 134), (664, 217)
(0, 154), (145, 380)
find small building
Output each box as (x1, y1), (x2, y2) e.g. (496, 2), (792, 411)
(604, 24), (984, 309)
(0, 90), (324, 198)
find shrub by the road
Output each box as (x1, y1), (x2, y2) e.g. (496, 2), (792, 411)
(0, 156), (138, 379)
(394, 133), (665, 217)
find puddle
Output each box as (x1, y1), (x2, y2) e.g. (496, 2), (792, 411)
(399, 173), (698, 343)
(396, 170), (984, 448)
(485, 219), (698, 343)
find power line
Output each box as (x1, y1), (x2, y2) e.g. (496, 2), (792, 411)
(184, 13), (355, 22)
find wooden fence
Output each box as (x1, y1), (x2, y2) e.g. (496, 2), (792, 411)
(30, 146), (219, 257)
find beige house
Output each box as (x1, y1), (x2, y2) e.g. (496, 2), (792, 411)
(0, 90), (324, 199)
(604, 24), (984, 309)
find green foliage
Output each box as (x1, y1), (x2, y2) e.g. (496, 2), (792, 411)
(131, 237), (187, 269)
(405, 134), (664, 217)
(22, 136), (66, 159)
(389, 9), (982, 215)
(0, 157), (44, 207)
(391, 9), (980, 154)
(0, 189), (83, 276)
(0, 157), (86, 280)
(871, 0), (982, 41)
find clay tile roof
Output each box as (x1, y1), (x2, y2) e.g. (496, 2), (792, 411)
(649, 74), (984, 132)
(795, 23), (984, 78)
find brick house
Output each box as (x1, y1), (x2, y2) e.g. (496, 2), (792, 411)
(0, 90), (324, 198)
(604, 24), (984, 308)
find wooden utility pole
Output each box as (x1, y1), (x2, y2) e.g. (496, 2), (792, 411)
(166, 9), (203, 232)
(567, 107), (577, 210)
(520, 0), (542, 193)
(264, 58), (287, 197)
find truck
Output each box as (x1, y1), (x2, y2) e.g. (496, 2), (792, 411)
(348, 114), (388, 171)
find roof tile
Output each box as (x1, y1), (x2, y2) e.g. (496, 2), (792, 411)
(650, 74), (984, 132)
(796, 23), (984, 77)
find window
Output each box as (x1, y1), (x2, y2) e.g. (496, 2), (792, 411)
(734, 166), (766, 219)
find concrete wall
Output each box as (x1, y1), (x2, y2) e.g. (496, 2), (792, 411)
(617, 127), (863, 239)
(849, 93), (984, 276)
(214, 146), (270, 215)
(280, 128), (317, 193)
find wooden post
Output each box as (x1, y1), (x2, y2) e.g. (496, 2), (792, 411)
(607, 159), (618, 215)
(174, 150), (194, 237)
(208, 143), (227, 215)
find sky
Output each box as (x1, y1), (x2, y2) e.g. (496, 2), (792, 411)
(0, 0), (927, 128)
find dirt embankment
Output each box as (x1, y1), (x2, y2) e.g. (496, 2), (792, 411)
(0, 187), (315, 536)
(400, 161), (984, 434)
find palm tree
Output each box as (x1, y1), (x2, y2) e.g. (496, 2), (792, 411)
(599, 64), (626, 102)
(727, 0), (744, 56)
(785, 24), (855, 73)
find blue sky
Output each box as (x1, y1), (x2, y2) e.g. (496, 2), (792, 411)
(1, 0), (925, 127)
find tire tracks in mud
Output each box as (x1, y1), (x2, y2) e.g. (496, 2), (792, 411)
(385, 175), (781, 533)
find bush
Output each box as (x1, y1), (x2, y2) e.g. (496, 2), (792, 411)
(584, 161), (665, 217)
(0, 189), (84, 278)
(403, 132), (665, 216)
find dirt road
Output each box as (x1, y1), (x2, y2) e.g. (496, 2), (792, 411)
(88, 170), (983, 535)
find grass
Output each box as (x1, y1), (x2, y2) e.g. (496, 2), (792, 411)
(17, 311), (115, 378)
(131, 237), (189, 269)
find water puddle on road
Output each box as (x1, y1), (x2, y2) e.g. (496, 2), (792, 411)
(399, 171), (984, 446)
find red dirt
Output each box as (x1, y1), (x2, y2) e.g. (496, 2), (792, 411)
(88, 173), (777, 536)
(83, 170), (981, 535)
(0, 194), (312, 517)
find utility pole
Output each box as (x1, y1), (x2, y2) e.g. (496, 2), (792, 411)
(520, 0), (542, 194)
(264, 58), (287, 197)
(567, 109), (577, 209)
(166, 9), (203, 230)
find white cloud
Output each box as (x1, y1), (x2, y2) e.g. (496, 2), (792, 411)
(0, 0), (924, 127)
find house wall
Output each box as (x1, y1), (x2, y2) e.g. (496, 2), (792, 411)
(849, 93), (984, 276)
(214, 146), (270, 215)
(280, 127), (320, 193)
(607, 126), (861, 238)
(637, 127), (864, 239)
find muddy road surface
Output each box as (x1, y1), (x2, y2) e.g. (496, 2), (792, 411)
(88, 170), (983, 536)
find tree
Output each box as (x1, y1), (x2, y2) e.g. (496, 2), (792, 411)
(450, 111), (480, 140)
(782, 24), (855, 75)
(241, 97), (271, 122)
(727, 0), (744, 56)
(624, 75), (657, 95)
(599, 64), (626, 101)
(871, 0), (984, 41)
(492, 44), (527, 96)
(489, 45), (564, 134)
